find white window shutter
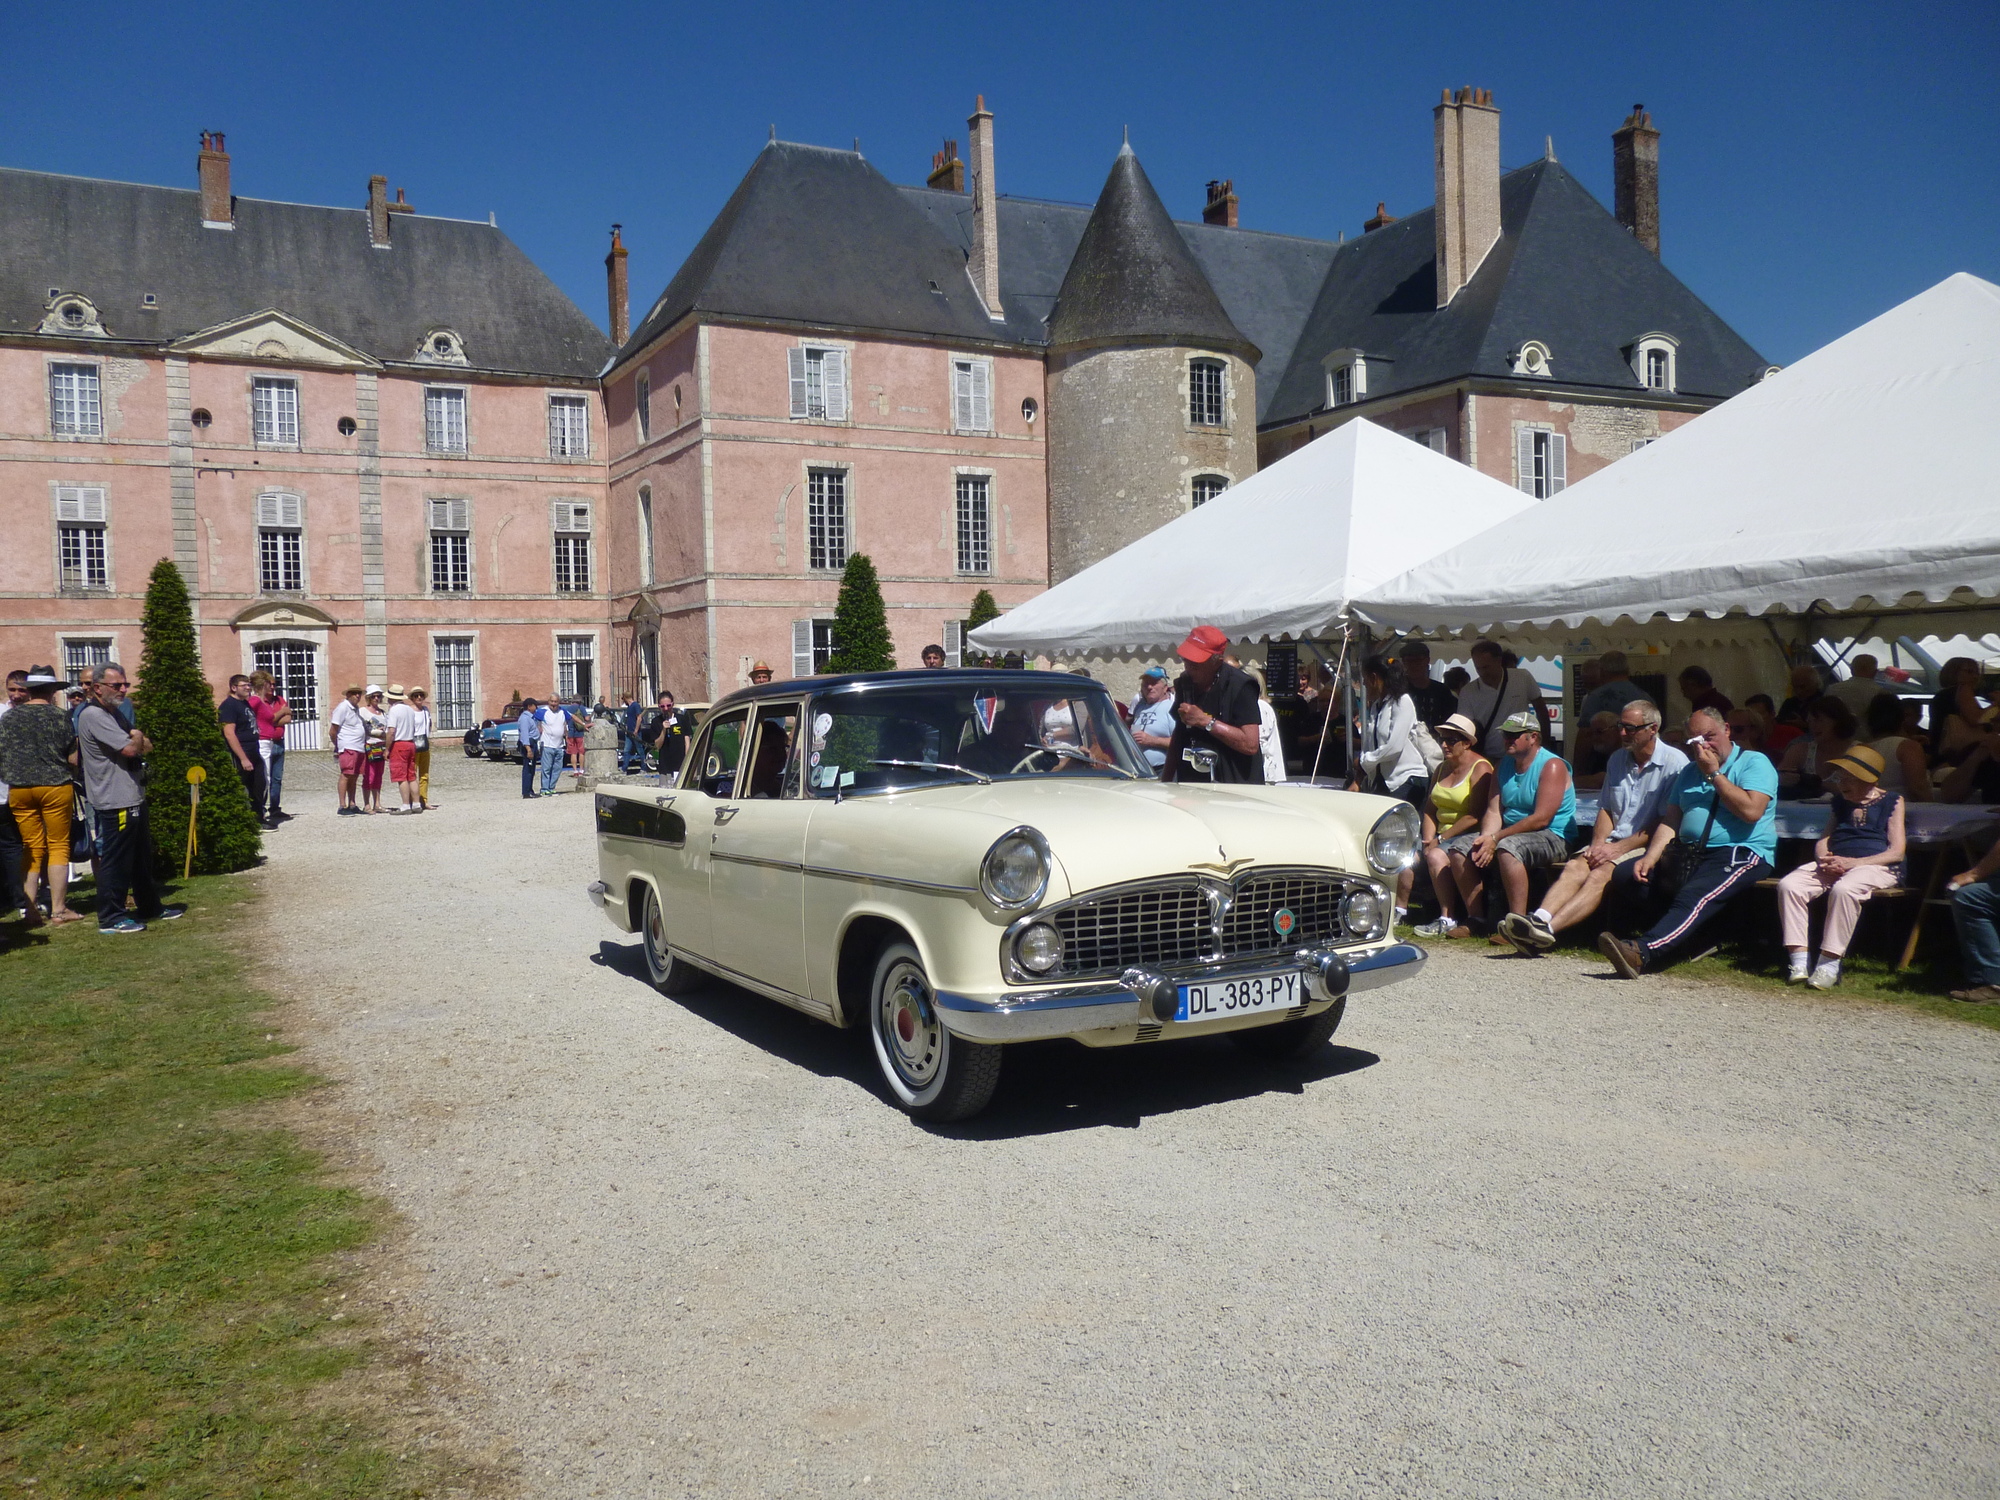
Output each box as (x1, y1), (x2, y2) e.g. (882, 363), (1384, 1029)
(1548, 433), (1567, 494)
(1515, 426), (1537, 496)
(56, 486), (105, 522)
(788, 347), (808, 419)
(970, 360), (991, 433)
(952, 362), (972, 431)
(1426, 428), (1448, 454)
(945, 619), (963, 668)
(823, 350), (849, 422)
(256, 493), (277, 526)
(791, 620), (814, 678)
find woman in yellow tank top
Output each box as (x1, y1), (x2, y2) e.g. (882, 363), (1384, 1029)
(1416, 713), (1494, 938)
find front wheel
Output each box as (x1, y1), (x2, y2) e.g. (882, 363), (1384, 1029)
(1229, 997), (1347, 1060)
(869, 942), (1001, 1122)
(640, 884), (704, 996)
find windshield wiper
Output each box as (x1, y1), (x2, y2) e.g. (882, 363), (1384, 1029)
(1046, 744), (1140, 778)
(862, 758), (994, 785)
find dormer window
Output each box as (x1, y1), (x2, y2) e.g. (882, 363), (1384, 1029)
(1509, 341), (1554, 378)
(40, 293), (106, 339)
(1628, 333), (1678, 392)
(417, 328), (468, 365)
(1323, 349), (1366, 408)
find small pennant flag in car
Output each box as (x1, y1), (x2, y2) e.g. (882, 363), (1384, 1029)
(973, 695), (1000, 736)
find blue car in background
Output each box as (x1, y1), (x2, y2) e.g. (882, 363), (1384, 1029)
(477, 719), (526, 762)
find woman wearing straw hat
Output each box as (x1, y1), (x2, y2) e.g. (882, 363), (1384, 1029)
(358, 686), (391, 814)
(406, 686), (437, 810)
(384, 684), (422, 814)
(1776, 743), (1906, 989)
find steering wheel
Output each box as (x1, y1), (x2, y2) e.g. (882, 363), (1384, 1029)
(1010, 746), (1061, 774)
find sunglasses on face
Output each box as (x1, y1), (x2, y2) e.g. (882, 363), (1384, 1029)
(1618, 723), (1653, 735)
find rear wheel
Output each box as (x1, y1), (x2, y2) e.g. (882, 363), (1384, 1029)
(640, 884), (704, 996)
(869, 942), (1001, 1122)
(1229, 997), (1347, 1060)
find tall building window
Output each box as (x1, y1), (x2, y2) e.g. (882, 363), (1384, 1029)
(637, 484), (655, 587)
(548, 395), (591, 457)
(256, 491), (304, 592)
(1407, 428), (1448, 454)
(553, 501), (593, 591)
(556, 635), (595, 701)
(636, 371), (651, 441)
(955, 475), (991, 574)
(1191, 474), (1228, 508)
(49, 363), (103, 436)
(792, 619), (838, 677)
(1331, 366), (1353, 406)
(807, 469), (848, 571)
(55, 486), (108, 590)
(788, 345), (849, 421)
(252, 378), (300, 446)
(1629, 334), (1677, 393)
(429, 498), (471, 593)
(1189, 359), (1226, 426)
(63, 639), (113, 691)
(432, 637), (476, 731)
(1644, 348), (1671, 389)
(951, 358), (992, 433)
(425, 387), (468, 453)
(1515, 427), (1568, 500)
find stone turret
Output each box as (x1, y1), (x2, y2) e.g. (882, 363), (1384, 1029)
(1044, 143), (1259, 584)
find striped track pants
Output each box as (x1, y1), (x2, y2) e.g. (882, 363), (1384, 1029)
(1638, 845), (1771, 968)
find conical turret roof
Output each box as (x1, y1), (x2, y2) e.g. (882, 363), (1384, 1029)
(1048, 145), (1257, 358)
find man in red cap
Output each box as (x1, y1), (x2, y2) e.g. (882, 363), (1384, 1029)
(1163, 625), (1265, 783)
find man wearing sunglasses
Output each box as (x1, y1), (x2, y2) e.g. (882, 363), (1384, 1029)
(1500, 699), (1687, 953)
(77, 662), (184, 934)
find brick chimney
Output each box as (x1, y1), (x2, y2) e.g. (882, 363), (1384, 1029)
(198, 131), (232, 229)
(966, 96), (1003, 319)
(1433, 87), (1501, 307)
(605, 224), (629, 346)
(928, 140), (964, 192)
(367, 175), (392, 248)
(388, 186), (415, 217)
(1203, 179), (1238, 228)
(1364, 201), (1397, 232)
(1613, 105), (1661, 256)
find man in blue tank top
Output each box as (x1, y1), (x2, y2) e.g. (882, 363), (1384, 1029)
(1471, 709), (1575, 940)
(1598, 706), (1778, 978)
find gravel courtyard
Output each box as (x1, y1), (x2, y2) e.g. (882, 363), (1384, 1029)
(260, 750), (1999, 1499)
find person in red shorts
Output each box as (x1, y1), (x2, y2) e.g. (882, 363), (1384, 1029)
(385, 684), (422, 814)
(329, 684), (368, 815)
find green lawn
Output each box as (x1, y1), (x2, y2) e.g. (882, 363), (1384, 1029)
(0, 879), (478, 1497)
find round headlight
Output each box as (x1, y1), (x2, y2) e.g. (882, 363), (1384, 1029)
(1365, 802), (1421, 874)
(1014, 922), (1063, 974)
(1341, 888), (1387, 941)
(981, 827), (1050, 909)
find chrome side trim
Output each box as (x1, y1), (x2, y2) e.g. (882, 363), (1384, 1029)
(711, 851), (806, 873)
(802, 865), (978, 896)
(667, 946), (836, 1021)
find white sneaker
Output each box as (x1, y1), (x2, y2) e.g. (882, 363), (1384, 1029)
(1808, 960), (1842, 990)
(1786, 954), (1811, 984)
(1413, 917), (1455, 938)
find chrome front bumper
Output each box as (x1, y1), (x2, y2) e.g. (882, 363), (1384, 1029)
(933, 941), (1426, 1043)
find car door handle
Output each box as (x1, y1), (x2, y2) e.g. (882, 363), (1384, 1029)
(714, 806), (739, 824)
(655, 795), (676, 809)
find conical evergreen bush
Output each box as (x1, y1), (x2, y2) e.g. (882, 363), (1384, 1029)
(822, 553), (895, 674)
(133, 559), (263, 874)
(964, 589), (1001, 667)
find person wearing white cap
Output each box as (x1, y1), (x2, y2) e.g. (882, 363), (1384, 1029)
(1469, 708), (1575, 945)
(385, 684), (422, 814)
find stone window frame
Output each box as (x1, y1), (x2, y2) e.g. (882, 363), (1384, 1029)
(636, 368), (652, 443)
(1512, 421), (1567, 500)
(551, 498), (596, 594)
(552, 629), (601, 703)
(253, 489), (309, 597)
(637, 482), (656, 587)
(427, 496), (475, 597)
(789, 341), (853, 425)
(51, 482), (113, 595)
(1188, 357), (1228, 427)
(547, 391), (593, 458)
(949, 354), (995, 435)
(1627, 332), (1679, 394)
(1508, 341), (1555, 379)
(423, 382), (472, 455)
(428, 631), (480, 733)
(48, 357), (105, 439)
(951, 465), (995, 576)
(1321, 348), (1366, 409)
(250, 375), (302, 449)
(805, 464), (851, 573)
(1189, 472), (1232, 510)
(59, 636), (120, 691)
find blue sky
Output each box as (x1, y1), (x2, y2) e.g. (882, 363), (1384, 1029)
(6, 0), (1995, 364)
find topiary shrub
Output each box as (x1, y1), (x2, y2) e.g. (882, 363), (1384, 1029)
(822, 553), (895, 674)
(133, 559), (263, 874)
(963, 588), (1001, 667)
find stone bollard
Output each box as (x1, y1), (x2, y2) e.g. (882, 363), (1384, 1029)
(584, 717), (618, 780)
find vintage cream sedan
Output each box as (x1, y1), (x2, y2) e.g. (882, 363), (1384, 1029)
(589, 670), (1424, 1121)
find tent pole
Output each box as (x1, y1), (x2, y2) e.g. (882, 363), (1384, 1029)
(1310, 628), (1349, 784)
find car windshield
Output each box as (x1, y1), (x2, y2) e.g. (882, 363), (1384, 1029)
(804, 680), (1150, 797)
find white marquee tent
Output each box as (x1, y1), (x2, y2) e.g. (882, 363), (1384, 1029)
(966, 416), (1537, 658)
(1350, 272), (2000, 656)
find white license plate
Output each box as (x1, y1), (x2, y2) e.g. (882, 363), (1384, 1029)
(1176, 970), (1300, 1023)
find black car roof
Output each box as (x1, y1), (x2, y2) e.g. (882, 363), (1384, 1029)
(708, 668), (1102, 717)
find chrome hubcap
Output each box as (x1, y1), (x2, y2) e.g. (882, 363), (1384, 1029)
(879, 965), (943, 1088)
(646, 898), (668, 971)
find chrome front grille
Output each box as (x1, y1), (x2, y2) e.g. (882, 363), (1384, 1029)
(1221, 873), (1347, 957)
(1049, 883), (1213, 976)
(1026, 869), (1370, 982)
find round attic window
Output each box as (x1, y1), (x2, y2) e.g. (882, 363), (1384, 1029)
(1021, 397), (1039, 424)
(61, 302), (87, 327)
(433, 335), (454, 356)
(190, 408), (213, 429)
(337, 417), (358, 437)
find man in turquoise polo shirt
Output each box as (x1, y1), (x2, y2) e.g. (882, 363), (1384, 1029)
(1598, 706), (1778, 977)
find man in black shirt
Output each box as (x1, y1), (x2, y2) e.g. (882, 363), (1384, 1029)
(1399, 642), (1458, 729)
(1163, 625), (1264, 784)
(641, 691), (693, 778)
(218, 674), (270, 827)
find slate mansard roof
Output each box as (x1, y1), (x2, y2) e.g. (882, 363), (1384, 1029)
(619, 139), (1770, 423)
(0, 166), (613, 378)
